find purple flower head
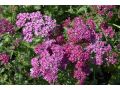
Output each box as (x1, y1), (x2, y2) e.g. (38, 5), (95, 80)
(74, 61), (90, 85)
(31, 57), (39, 67)
(16, 13), (29, 27)
(96, 5), (115, 18)
(63, 43), (82, 62)
(31, 40), (65, 83)
(30, 67), (41, 78)
(100, 22), (115, 38)
(0, 53), (10, 64)
(63, 17), (71, 27)
(106, 52), (118, 65)
(66, 17), (96, 44)
(34, 40), (55, 55)
(87, 41), (112, 65)
(16, 11), (56, 42)
(0, 19), (15, 35)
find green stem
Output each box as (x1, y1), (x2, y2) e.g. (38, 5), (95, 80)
(113, 24), (120, 29)
(93, 64), (96, 81)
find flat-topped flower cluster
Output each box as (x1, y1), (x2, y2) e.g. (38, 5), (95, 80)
(16, 11), (56, 42)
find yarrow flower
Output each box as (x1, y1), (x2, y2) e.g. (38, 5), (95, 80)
(100, 22), (115, 38)
(16, 11), (56, 42)
(65, 17), (96, 43)
(31, 40), (65, 84)
(0, 19), (15, 35)
(63, 43), (83, 63)
(95, 5), (115, 18)
(106, 52), (118, 65)
(0, 53), (10, 64)
(86, 41), (116, 65)
(63, 42), (90, 84)
(74, 61), (90, 84)
(62, 17), (71, 27)
(30, 57), (41, 78)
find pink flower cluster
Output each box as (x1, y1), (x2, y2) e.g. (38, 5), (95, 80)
(100, 22), (115, 38)
(96, 5), (115, 18)
(87, 41), (114, 65)
(30, 40), (65, 83)
(63, 43), (90, 84)
(0, 53), (10, 64)
(66, 17), (96, 43)
(0, 19), (15, 35)
(65, 17), (117, 66)
(63, 17), (117, 84)
(74, 61), (90, 84)
(16, 11), (56, 42)
(29, 13), (117, 84)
